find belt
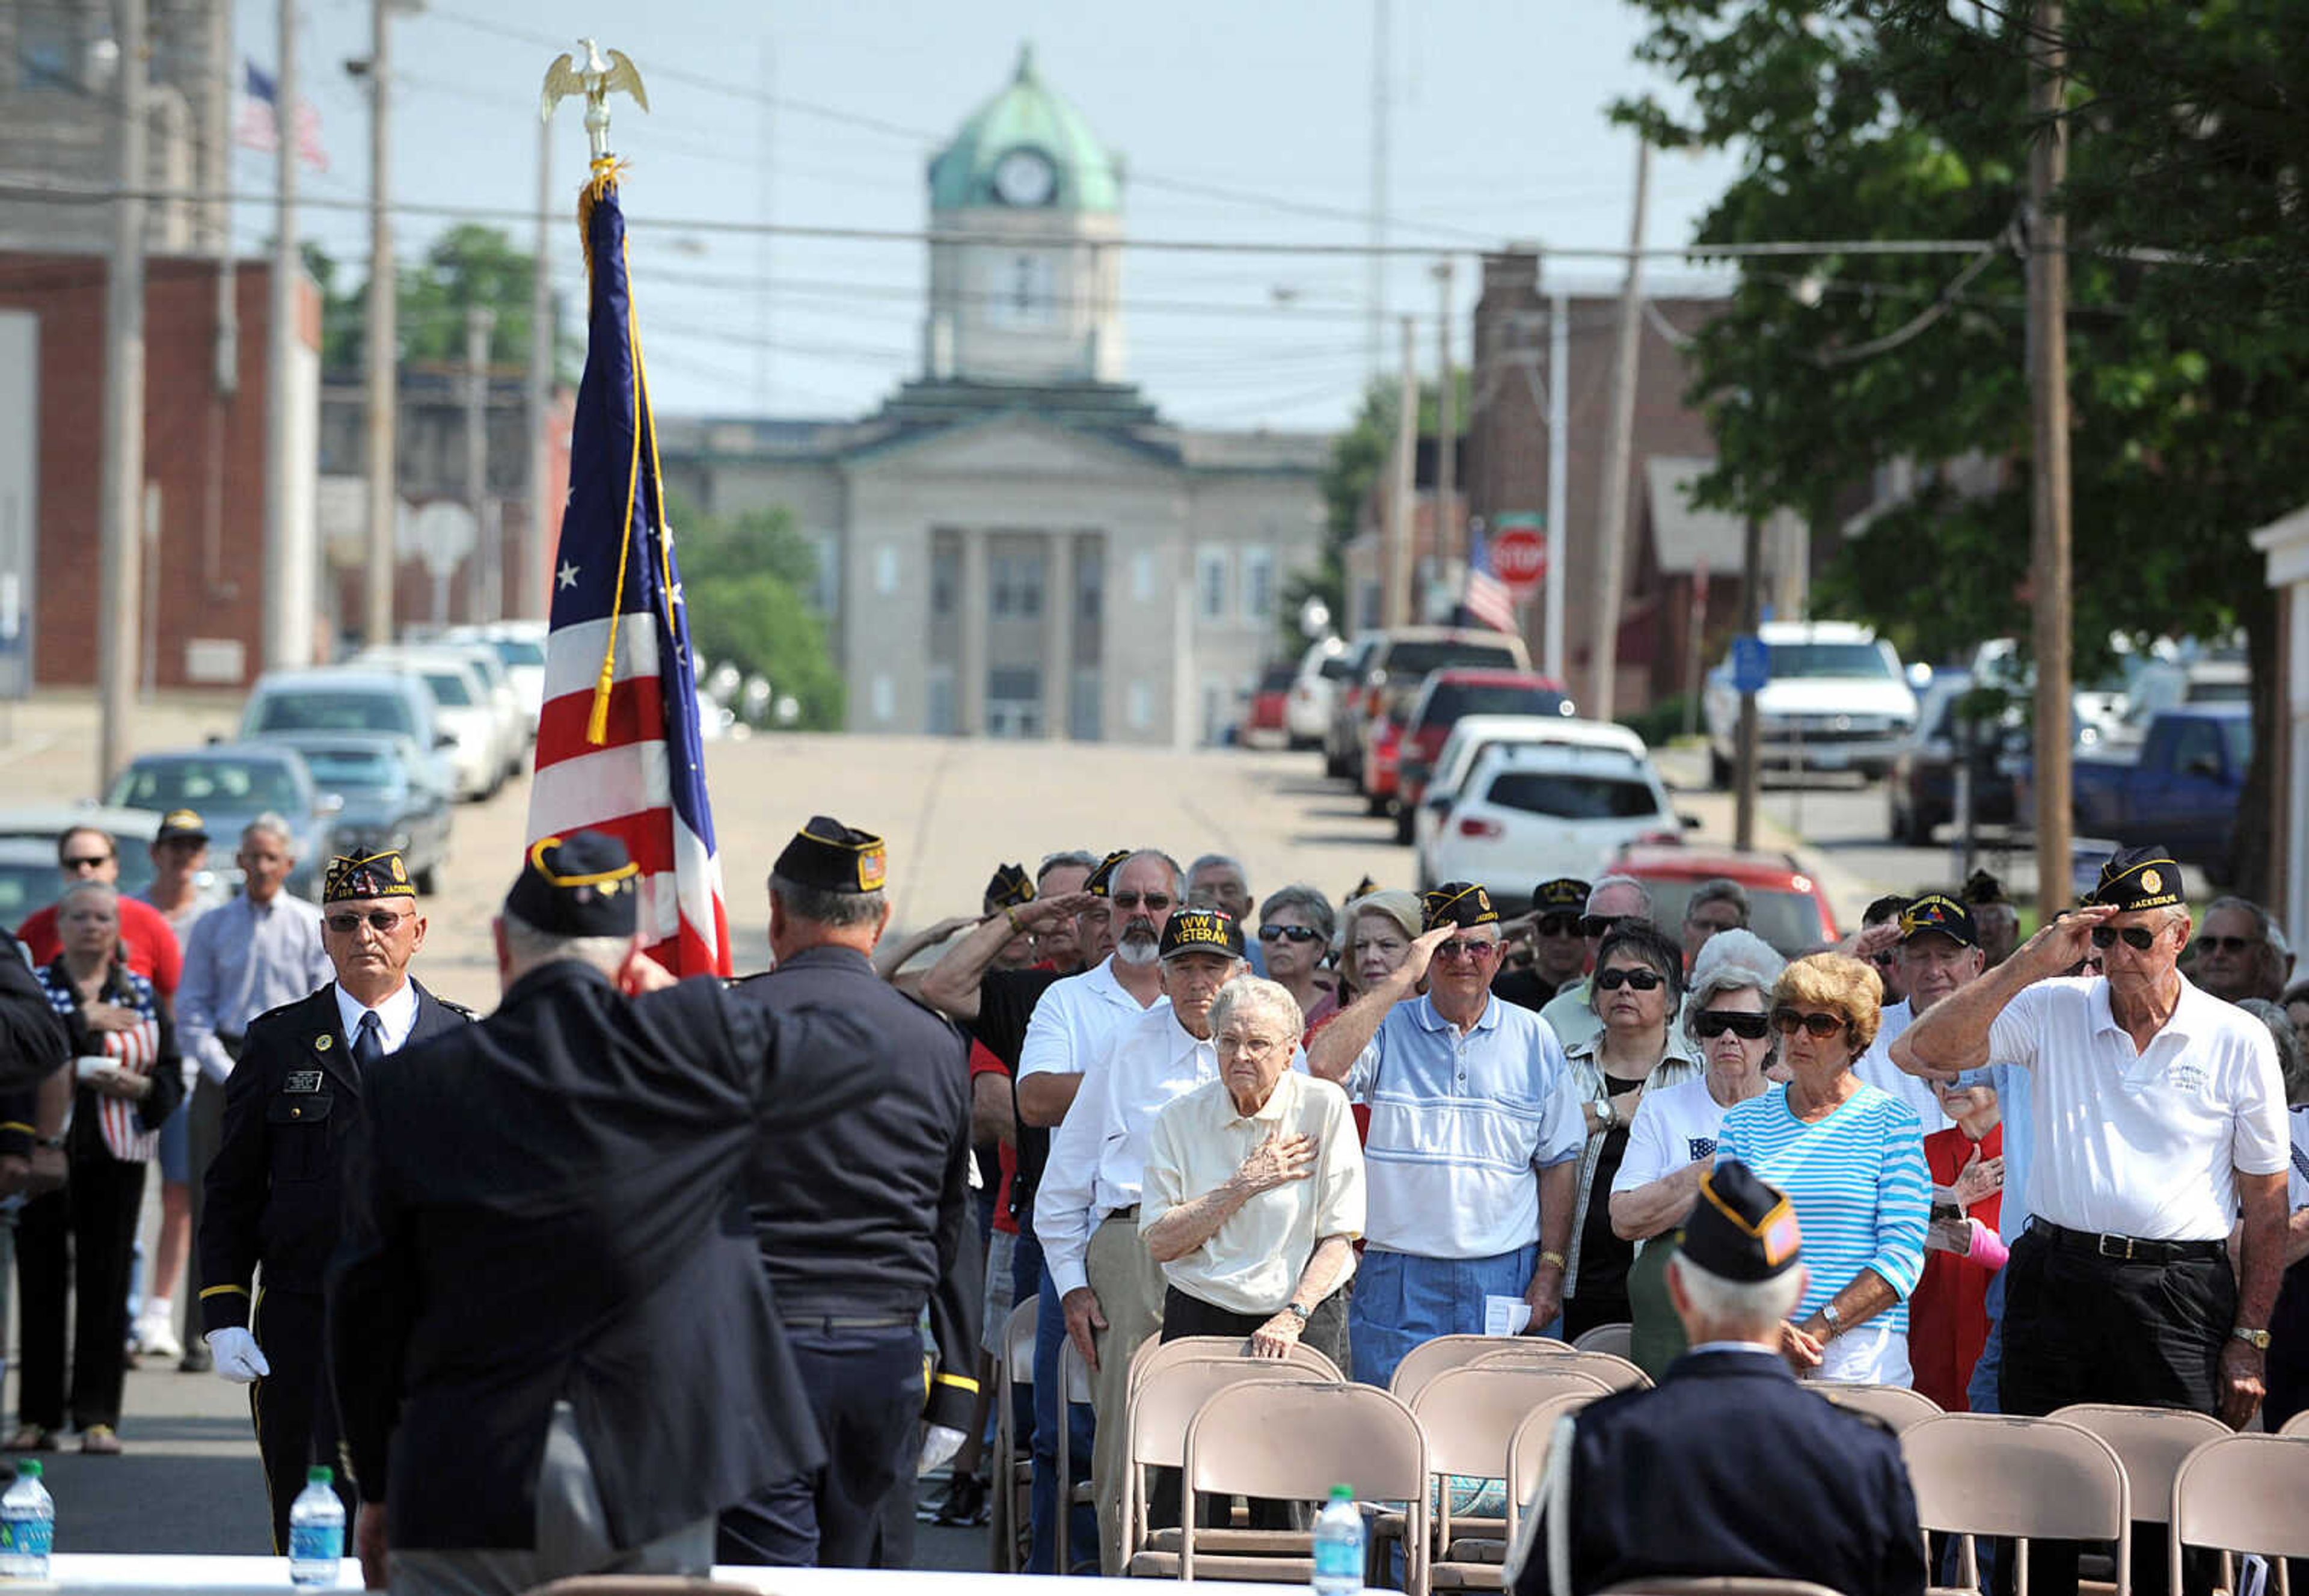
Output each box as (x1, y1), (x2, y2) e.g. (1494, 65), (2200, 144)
(2034, 1220), (2224, 1265)
(780, 1311), (918, 1331)
(1102, 1205), (1139, 1223)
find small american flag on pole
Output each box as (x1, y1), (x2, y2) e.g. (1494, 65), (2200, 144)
(235, 61), (330, 172)
(1459, 527), (1517, 633)
(526, 167), (731, 977)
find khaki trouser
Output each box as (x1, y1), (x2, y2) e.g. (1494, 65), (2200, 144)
(1084, 1209), (1167, 1576)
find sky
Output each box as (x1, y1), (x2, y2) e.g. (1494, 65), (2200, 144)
(230, 0), (1743, 432)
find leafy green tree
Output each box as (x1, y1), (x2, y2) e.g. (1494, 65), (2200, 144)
(666, 493), (845, 731)
(312, 226), (578, 378)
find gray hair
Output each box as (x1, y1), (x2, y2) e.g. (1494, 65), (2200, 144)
(1038, 850), (1099, 882)
(2207, 896), (2288, 957)
(1258, 883), (1335, 944)
(1687, 877), (1750, 924)
(1346, 889), (1423, 951)
(242, 812), (296, 853)
(500, 907), (631, 978)
(1122, 849), (1188, 897)
(1206, 975), (1306, 1045)
(769, 873), (886, 928)
(1691, 929), (1786, 990)
(1682, 964), (1782, 1052)
(56, 880), (120, 916)
(1668, 1250), (1805, 1338)
(1188, 853), (1246, 892)
(2237, 997), (2309, 1106)
(1587, 873), (1655, 918)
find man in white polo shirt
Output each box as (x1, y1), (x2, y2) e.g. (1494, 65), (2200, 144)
(1895, 846), (2289, 1595)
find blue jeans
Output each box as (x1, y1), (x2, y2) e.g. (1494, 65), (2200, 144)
(1967, 1268), (2004, 1414)
(1348, 1245), (1540, 1387)
(1023, 1244), (1096, 1574)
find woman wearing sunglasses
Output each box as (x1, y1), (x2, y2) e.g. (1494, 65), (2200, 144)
(1716, 953), (1931, 1384)
(1256, 885), (1338, 1028)
(1557, 922), (1701, 1340)
(1607, 952), (1786, 1375)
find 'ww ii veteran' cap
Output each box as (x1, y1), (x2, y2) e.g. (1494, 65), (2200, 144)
(325, 850), (416, 903)
(1085, 849), (1133, 898)
(984, 862), (1035, 910)
(2089, 844), (2183, 913)
(1159, 907), (1245, 961)
(156, 809), (209, 846)
(1421, 881), (1499, 932)
(1680, 1160), (1803, 1281)
(775, 817), (888, 894)
(507, 832), (639, 937)
(1898, 892), (1979, 948)
(1532, 877), (1590, 915)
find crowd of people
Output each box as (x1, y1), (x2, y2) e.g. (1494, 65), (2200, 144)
(0, 806), (2299, 1596)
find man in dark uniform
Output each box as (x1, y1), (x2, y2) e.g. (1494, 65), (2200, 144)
(197, 851), (471, 1551)
(1494, 877), (1592, 1010)
(1507, 1162), (1925, 1596)
(717, 817), (981, 1570)
(328, 833), (875, 1595)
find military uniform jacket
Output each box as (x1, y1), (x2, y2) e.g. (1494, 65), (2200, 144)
(0, 929), (69, 1158)
(1508, 1348), (1926, 1596)
(328, 962), (881, 1552)
(730, 944), (983, 1429)
(198, 980), (470, 1327)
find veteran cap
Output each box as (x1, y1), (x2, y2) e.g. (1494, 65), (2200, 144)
(1532, 877), (1589, 915)
(1960, 868), (2008, 906)
(1679, 1160), (1803, 1282)
(1898, 892), (1979, 948)
(155, 809), (209, 846)
(774, 817), (888, 895)
(1421, 881), (1499, 932)
(984, 862), (1035, 911)
(1085, 850), (1133, 898)
(1159, 907), (1245, 962)
(506, 832), (639, 938)
(1345, 874), (1379, 904)
(324, 850), (416, 903)
(2089, 844), (2183, 913)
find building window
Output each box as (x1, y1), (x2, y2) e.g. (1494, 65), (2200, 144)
(930, 540), (960, 618)
(1242, 547), (1275, 622)
(990, 551), (1044, 618)
(926, 667), (957, 735)
(871, 674), (895, 724)
(1127, 681), (1152, 731)
(874, 545), (900, 597)
(1197, 548), (1229, 623)
(987, 251), (1057, 328)
(1070, 668), (1102, 741)
(1131, 550), (1155, 603)
(988, 667), (1043, 738)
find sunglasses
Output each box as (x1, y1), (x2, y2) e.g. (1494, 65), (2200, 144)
(1694, 1010), (1772, 1040)
(1535, 914), (1583, 937)
(2091, 926), (2159, 951)
(1109, 892), (1173, 912)
(1595, 966), (1664, 992)
(1258, 924), (1324, 944)
(62, 856), (111, 871)
(1771, 1007), (1849, 1039)
(325, 910), (412, 935)
(1579, 913), (1627, 939)
(1434, 938), (1500, 962)
(2194, 935), (2257, 956)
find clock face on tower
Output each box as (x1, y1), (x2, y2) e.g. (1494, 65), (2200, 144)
(992, 148), (1057, 208)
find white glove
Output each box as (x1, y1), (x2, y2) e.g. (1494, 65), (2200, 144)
(917, 1423), (967, 1478)
(206, 1327), (271, 1383)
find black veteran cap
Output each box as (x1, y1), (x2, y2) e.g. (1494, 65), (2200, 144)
(324, 850), (416, 903)
(1961, 868), (2008, 906)
(984, 862), (1035, 910)
(1899, 892), (1978, 948)
(1679, 1161), (1803, 1282)
(155, 809), (209, 846)
(2090, 844), (2183, 913)
(1533, 877), (1589, 915)
(1345, 874), (1379, 904)
(1159, 907), (1245, 961)
(1085, 849), (1132, 898)
(1421, 881), (1499, 931)
(507, 832), (639, 938)
(775, 817), (888, 894)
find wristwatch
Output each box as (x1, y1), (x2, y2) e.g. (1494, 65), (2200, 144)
(1597, 1098), (1618, 1130)
(2231, 1325), (2272, 1351)
(1283, 1302), (1310, 1322)
(34, 1135), (63, 1150)
(1821, 1301), (1845, 1340)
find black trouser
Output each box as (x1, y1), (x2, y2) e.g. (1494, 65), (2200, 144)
(717, 1318), (923, 1570)
(2001, 1226), (2231, 1596)
(249, 1288), (356, 1554)
(179, 1070), (230, 1351)
(17, 1153), (145, 1433)
(2267, 1260), (2309, 1433)
(1158, 1285), (1352, 1532)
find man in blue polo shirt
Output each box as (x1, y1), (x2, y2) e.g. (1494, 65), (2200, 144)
(1309, 882), (1587, 1386)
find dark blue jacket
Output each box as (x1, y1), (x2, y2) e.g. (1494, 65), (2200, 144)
(1509, 1346), (1927, 1596)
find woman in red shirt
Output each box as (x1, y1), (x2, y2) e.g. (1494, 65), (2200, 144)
(1910, 1076), (2006, 1410)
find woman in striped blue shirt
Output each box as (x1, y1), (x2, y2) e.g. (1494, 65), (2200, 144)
(1717, 953), (1931, 1386)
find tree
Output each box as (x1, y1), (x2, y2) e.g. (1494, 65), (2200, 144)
(313, 225), (579, 378)
(665, 493), (845, 731)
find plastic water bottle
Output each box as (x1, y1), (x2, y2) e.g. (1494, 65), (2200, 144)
(289, 1467), (345, 1586)
(1311, 1482), (1364, 1596)
(0, 1459), (54, 1579)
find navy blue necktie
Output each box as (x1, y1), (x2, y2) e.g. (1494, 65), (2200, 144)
(353, 1010), (384, 1081)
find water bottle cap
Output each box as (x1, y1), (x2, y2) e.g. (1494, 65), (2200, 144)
(1329, 1483), (1352, 1501)
(15, 1462), (37, 1479)
(307, 1466), (333, 1485)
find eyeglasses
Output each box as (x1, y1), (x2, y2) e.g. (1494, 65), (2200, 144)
(1868, 950), (1898, 968)
(1595, 966), (1664, 992)
(1535, 914), (1583, 938)
(1695, 1010), (1772, 1040)
(2091, 926), (2159, 951)
(1109, 892), (1173, 912)
(62, 855), (111, 871)
(1259, 924), (1324, 944)
(325, 910), (412, 935)
(2195, 935), (2258, 956)
(1578, 914), (1626, 939)
(1434, 939), (1500, 962)
(1771, 1007), (1849, 1039)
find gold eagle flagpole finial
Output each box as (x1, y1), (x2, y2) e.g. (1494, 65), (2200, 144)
(540, 37), (649, 163)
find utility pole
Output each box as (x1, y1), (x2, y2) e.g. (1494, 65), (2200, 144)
(98, 0), (148, 790)
(1432, 260), (1457, 576)
(1365, 0), (1389, 379)
(262, 0), (300, 669)
(1735, 515), (1764, 851)
(756, 35), (774, 408)
(2028, 0), (2073, 921)
(1545, 286), (1568, 686)
(524, 112), (554, 619)
(1589, 138), (1651, 723)
(465, 306), (497, 621)
(1385, 314), (1417, 628)
(361, 0), (398, 649)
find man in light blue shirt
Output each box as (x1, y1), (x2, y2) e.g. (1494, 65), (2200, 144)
(1310, 882), (1586, 1386)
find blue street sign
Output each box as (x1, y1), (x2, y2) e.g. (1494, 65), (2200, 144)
(1731, 634), (1771, 695)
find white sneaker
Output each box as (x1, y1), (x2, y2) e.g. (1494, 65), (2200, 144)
(133, 1316), (182, 1362)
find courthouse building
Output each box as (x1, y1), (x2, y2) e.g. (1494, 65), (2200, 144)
(657, 48), (1329, 745)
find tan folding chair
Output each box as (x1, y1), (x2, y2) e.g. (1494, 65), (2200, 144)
(2279, 1410), (2309, 1439)
(2168, 1432), (2309, 1596)
(1594, 1579), (1849, 1596)
(1055, 1330), (1096, 1576)
(2053, 1405), (2226, 1529)
(1814, 1382), (1945, 1434)
(1129, 1330), (1345, 1396)
(990, 1298), (1039, 1573)
(1572, 1321), (1635, 1360)
(1503, 1392), (1602, 1553)
(1901, 1413), (2132, 1596)
(1182, 1380), (1433, 1596)
(1390, 1333), (1569, 1402)
(1118, 1355), (1329, 1579)
(1411, 1367), (1614, 1591)
(1474, 1343), (1651, 1392)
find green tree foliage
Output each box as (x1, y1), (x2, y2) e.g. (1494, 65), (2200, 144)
(313, 226), (577, 378)
(665, 493), (845, 731)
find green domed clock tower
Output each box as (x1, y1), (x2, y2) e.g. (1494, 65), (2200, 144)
(923, 45), (1126, 385)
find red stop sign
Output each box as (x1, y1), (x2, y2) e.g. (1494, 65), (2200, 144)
(1492, 525), (1547, 595)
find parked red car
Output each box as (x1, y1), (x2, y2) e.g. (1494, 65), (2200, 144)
(1608, 844), (1841, 960)
(1240, 662), (1296, 749)
(1392, 669), (1573, 841)
(1360, 710), (1408, 814)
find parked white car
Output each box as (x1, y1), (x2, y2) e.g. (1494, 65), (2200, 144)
(1702, 619), (1918, 785)
(1411, 714), (1623, 878)
(441, 621), (548, 734)
(1416, 721), (1679, 898)
(1284, 636), (1349, 749)
(352, 651), (504, 801)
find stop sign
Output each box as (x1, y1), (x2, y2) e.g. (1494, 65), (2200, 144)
(1491, 521), (1547, 597)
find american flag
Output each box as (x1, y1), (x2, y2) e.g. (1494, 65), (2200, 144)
(1459, 527), (1517, 633)
(526, 173), (731, 977)
(235, 61), (329, 172)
